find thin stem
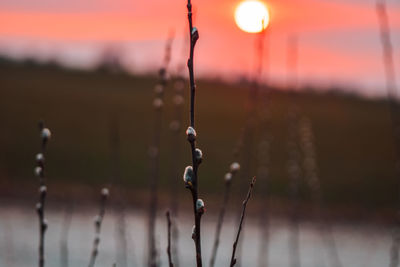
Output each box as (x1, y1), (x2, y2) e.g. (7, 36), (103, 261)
(230, 177), (256, 267)
(185, 1), (202, 266)
(88, 188), (109, 267)
(166, 211), (174, 267)
(187, 0), (196, 128)
(209, 181), (231, 267)
(147, 34), (174, 267)
(35, 121), (50, 267)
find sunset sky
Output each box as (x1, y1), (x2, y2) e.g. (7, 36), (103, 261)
(0, 0), (399, 96)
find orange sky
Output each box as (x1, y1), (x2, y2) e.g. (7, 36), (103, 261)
(0, 0), (399, 96)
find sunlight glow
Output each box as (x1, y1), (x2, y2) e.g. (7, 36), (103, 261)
(234, 1), (270, 33)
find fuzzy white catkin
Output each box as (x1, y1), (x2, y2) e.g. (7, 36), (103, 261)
(101, 188), (109, 197)
(186, 126), (197, 141)
(34, 166), (43, 177)
(183, 166), (194, 183)
(196, 199), (204, 210)
(195, 148), (203, 162)
(39, 185), (47, 194)
(36, 153), (44, 163)
(230, 162), (240, 173)
(224, 172), (233, 182)
(41, 128), (51, 139)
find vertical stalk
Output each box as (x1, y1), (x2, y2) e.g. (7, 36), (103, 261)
(35, 121), (51, 267)
(88, 188), (109, 267)
(147, 34), (173, 267)
(229, 177), (257, 267)
(209, 163), (240, 267)
(184, 1), (203, 266)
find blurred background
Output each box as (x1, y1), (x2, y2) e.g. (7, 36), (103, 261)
(0, 0), (399, 266)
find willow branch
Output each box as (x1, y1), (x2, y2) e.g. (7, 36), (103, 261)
(88, 188), (109, 267)
(35, 121), (51, 267)
(230, 177), (256, 267)
(184, 1), (203, 267)
(209, 163), (240, 267)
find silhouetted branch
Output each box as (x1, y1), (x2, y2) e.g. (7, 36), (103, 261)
(229, 177), (256, 267)
(183, 1), (203, 267)
(209, 163), (240, 267)
(88, 188), (109, 267)
(35, 121), (51, 267)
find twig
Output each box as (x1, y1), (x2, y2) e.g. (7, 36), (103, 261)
(229, 176), (256, 267)
(166, 211), (174, 267)
(88, 188), (109, 267)
(35, 121), (51, 267)
(147, 33), (174, 267)
(183, 1), (203, 267)
(209, 163), (240, 267)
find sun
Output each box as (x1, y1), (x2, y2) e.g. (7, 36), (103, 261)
(234, 1), (270, 33)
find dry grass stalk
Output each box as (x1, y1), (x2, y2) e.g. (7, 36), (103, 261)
(166, 211), (174, 267)
(298, 117), (342, 267)
(147, 33), (174, 267)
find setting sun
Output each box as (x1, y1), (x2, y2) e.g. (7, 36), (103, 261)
(234, 0), (270, 33)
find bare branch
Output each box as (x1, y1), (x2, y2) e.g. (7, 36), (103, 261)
(35, 121), (51, 267)
(230, 177), (256, 267)
(184, 1), (203, 266)
(88, 188), (109, 267)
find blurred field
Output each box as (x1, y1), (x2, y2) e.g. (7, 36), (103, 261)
(0, 59), (397, 217)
